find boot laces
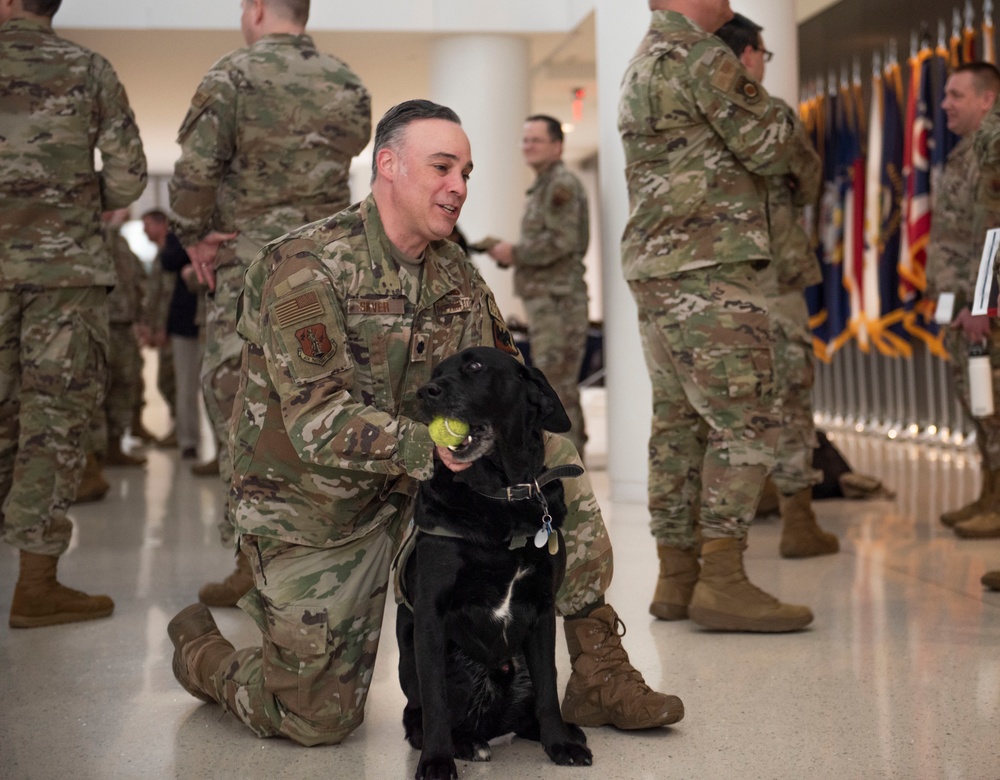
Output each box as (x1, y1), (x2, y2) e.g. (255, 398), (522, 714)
(586, 616), (649, 689)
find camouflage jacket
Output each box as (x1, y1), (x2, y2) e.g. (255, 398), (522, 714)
(974, 104), (1000, 246)
(928, 134), (979, 308)
(231, 194), (520, 547)
(0, 19), (147, 290)
(168, 33), (371, 269)
(763, 98), (823, 295)
(104, 227), (147, 324)
(513, 160), (589, 299)
(618, 11), (820, 281)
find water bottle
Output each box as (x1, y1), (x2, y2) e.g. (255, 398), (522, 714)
(968, 343), (995, 418)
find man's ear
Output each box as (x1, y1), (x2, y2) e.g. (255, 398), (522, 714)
(376, 147), (397, 181)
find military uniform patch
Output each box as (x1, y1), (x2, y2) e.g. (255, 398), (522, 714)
(487, 297), (519, 356)
(709, 58), (740, 93)
(551, 185), (572, 208)
(274, 290), (325, 329)
(296, 324), (336, 365)
(738, 78), (761, 103)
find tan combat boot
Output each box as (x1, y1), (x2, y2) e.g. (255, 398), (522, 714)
(953, 512), (1000, 539)
(778, 488), (839, 558)
(982, 570), (1000, 590)
(9, 551), (114, 628)
(561, 604), (684, 729)
(167, 603), (236, 702)
(941, 467), (997, 527)
(650, 543), (699, 620)
(688, 537), (813, 632)
(104, 437), (147, 468)
(198, 553), (253, 607)
(74, 453), (110, 503)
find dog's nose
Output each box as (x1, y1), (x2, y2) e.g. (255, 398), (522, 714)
(418, 382), (442, 400)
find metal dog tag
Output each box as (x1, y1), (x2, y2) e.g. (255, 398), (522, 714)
(534, 527), (548, 548)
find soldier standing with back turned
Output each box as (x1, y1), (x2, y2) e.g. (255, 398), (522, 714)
(168, 0), (372, 606)
(619, 0), (817, 632)
(0, 0), (146, 628)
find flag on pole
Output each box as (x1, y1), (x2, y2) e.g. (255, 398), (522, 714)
(807, 75), (849, 362)
(964, 0), (978, 62)
(872, 57), (911, 356)
(899, 43), (949, 357)
(841, 67), (868, 350)
(951, 8), (964, 67)
(932, 41), (960, 187)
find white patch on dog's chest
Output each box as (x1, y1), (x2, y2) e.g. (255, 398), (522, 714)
(492, 567), (529, 636)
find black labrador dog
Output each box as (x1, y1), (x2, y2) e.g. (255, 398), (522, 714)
(395, 346), (592, 780)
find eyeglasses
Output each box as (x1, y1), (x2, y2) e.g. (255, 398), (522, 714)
(754, 46), (774, 63)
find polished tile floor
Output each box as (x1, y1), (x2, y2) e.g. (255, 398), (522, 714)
(2, 379), (998, 779)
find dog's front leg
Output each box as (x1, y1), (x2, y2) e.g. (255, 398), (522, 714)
(396, 605), (424, 750)
(523, 609), (593, 766)
(413, 602), (457, 780)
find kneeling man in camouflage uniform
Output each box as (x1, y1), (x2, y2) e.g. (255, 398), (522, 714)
(167, 100), (683, 746)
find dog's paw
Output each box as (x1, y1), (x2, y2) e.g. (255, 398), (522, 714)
(415, 754), (458, 780)
(544, 740), (593, 767)
(453, 737), (491, 762)
(403, 706), (424, 750)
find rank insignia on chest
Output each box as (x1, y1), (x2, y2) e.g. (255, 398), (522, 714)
(411, 331), (430, 362)
(295, 323), (336, 365)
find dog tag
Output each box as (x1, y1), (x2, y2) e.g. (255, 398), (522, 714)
(547, 531), (559, 555)
(534, 527), (549, 548)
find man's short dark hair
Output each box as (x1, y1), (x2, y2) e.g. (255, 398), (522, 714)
(23, 0), (63, 16)
(141, 209), (168, 223)
(953, 61), (1000, 97)
(371, 100), (462, 183)
(269, 0), (309, 26)
(525, 114), (564, 143)
(714, 13), (763, 58)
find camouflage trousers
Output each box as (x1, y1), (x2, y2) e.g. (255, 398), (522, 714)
(203, 264), (246, 545)
(200, 434), (612, 746)
(946, 325), (1000, 471)
(523, 294), (589, 454)
(0, 286), (108, 556)
(87, 322), (143, 456)
(768, 291), (822, 496)
(629, 262), (781, 549)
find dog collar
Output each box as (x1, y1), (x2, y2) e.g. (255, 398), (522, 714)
(472, 464), (584, 503)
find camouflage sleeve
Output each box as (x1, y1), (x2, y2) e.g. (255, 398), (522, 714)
(168, 63), (240, 246)
(780, 102), (822, 207)
(513, 175), (587, 269)
(685, 44), (804, 178)
(92, 56), (147, 211)
(327, 65), (372, 159)
(974, 112), (1000, 240)
(261, 246), (435, 480)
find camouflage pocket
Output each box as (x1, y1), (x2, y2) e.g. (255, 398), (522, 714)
(721, 347), (773, 400)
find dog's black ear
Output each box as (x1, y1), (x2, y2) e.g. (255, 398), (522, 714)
(524, 365), (572, 433)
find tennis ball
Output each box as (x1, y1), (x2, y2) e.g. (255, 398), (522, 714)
(428, 416), (470, 448)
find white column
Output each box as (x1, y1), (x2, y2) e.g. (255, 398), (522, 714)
(594, 1), (651, 504)
(430, 35), (530, 321)
(594, 1), (801, 505)
(732, 0), (800, 104)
